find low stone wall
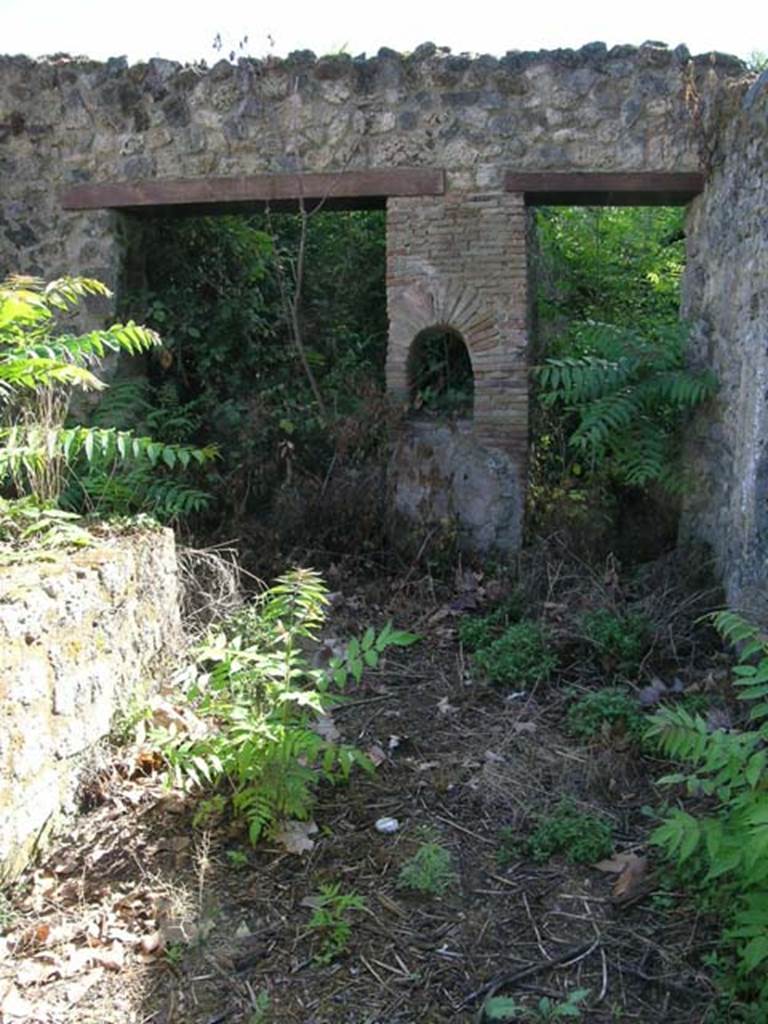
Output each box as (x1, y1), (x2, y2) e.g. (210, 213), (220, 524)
(0, 528), (183, 877)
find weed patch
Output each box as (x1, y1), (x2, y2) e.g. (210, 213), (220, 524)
(472, 620), (558, 687)
(397, 841), (457, 896)
(306, 882), (365, 965)
(500, 799), (613, 865)
(580, 608), (649, 677)
(566, 687), (645, 742)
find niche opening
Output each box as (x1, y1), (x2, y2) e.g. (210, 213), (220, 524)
(407, 326), (474, 419)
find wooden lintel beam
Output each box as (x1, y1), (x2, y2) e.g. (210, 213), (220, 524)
(505, 171), (705, 206)
(61, 168), (446, 214)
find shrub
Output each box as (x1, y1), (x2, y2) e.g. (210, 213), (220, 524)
(566, 687), (645, 742)
(533, 321), (716, 491)
(0, 275), (215, 525)
(157, 568), (418, 842)
(580, 607), (649, 677)
(457, 593), (524, 652)
(397, 841), (457, 896)
(647, 610), (768, 1010)
(306, 882), (365, 964)
(524, 799), (613, 864)
(473, 620), (558, 687)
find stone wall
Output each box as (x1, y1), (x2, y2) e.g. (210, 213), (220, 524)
(0, 44), (743, 287)
(1, 42), (765, 573)
(681, 71), (768, 619)
(0, 528), (182, 877)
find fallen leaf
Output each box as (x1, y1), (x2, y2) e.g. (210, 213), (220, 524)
(15, 959), (58, 988)
(64, 968), (103, 1005)
(311, 714), (340, 743)
(427, 606), (454, 625)
(140, 930), (162, 954)
(595, 851), (649, 903)
(1, 990), (34, 1019)
(272, 819), (318, 855)
(366, 744), (387, 767)
(91, 941), (125, 970)
(594, 850), (644, 874)
(706, 707), (732, 733)
(613, 856), (649, 903)
(638, 677), (668, 706)
(484, 750), (505, 764)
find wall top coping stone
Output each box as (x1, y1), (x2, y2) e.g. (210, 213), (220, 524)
(0, 40), (749, 86)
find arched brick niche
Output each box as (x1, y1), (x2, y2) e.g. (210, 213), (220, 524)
(406, 324), (474, 419)
(386, 192), (529, 461)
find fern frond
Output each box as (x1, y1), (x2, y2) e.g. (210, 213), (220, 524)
(569, 389), (642, 451)
(534, 355), (637, 405)
(0, 356), (104, 395)
(0, 423), (217, 488)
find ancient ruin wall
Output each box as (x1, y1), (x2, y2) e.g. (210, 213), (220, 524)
(0, 44), (744, 289)
(0, 529), (183, 877)
(681, 71), (768, 618)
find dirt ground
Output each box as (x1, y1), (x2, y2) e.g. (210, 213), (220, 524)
(0, 557), (723, 1024)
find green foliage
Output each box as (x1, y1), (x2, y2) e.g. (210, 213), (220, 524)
(533, 321), (716, 489)
(472, 620), (558, 687)
(530, 207), (714, 538)
(157, 568), (417, 843)
(0, 275), (159, 396)
(0, 496), (92, 552)
(397, 841), (457, 895)
(0, 274), (215, 525)
(647, 610), (768, 1008)
(484, 988), (590, 1022)
(129, 210), (388, 523)
(536, 206), (686, 329)
(566, 687), (645, 741)
(580, 608), (650, 677)
(248, 989), (271, 1024)
(408, 327), (474, 418)
(306, 881), (365, 964)
(523, 799), (613, 864)
(457, 594), (524, 651)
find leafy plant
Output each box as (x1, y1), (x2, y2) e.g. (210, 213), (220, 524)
(397, 841), (457, 896)
(580, 607), (650, 677)
(306, 881), (365, 964)
(473, 620), (558, 687)
(566, 687), (645, 742)
(0, 495), (92, 552)
(0, 275), (215, 523)
(647, 610), (768, 1008)
(533, 320), (716, 490)
(458, 594), (524, 652)
(130, 210), (389, 526)
(524, 799), (613, 864)
(248, 989), (271, 1024)
(484, 987), (590, 1021)
(157, 568), (418, 842)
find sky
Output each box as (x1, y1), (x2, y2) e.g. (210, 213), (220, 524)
(2, 0), (764, 66)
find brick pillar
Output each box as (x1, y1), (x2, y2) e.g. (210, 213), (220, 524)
(385, 192), (529, 552)
(386, 191), (528, 460)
